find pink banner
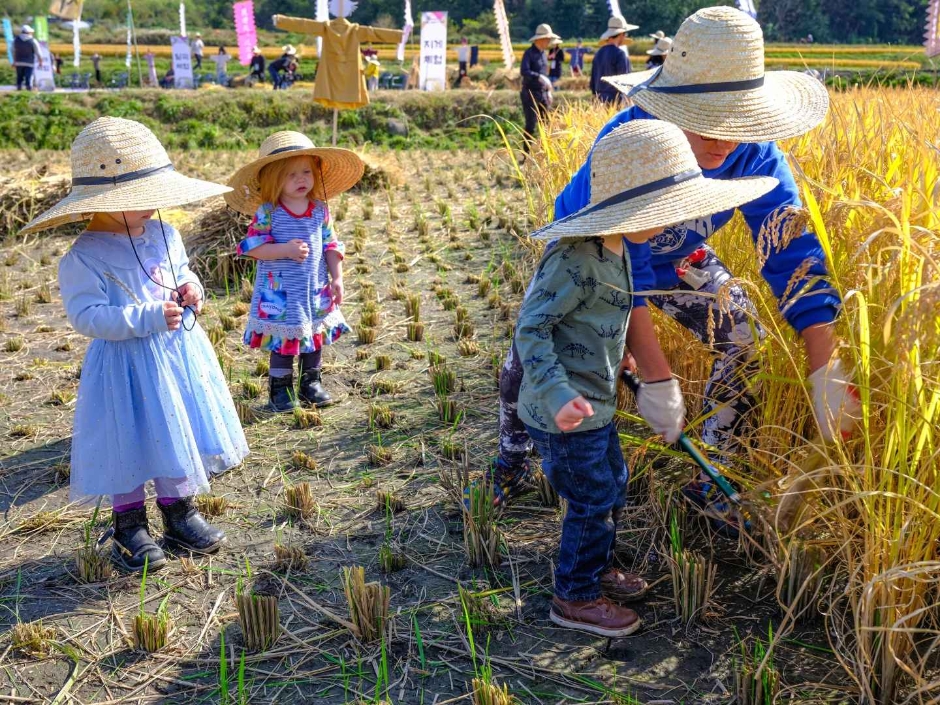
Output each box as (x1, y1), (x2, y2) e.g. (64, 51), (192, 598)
(233, 0), (257, 66)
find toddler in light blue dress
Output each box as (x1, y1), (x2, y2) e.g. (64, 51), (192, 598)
(22, 117), (249, 573)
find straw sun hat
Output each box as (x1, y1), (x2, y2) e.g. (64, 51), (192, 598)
(225, 131), (364, 216)
(603, 6), (829, 142)
(529, 121), (777, 240)
(601, 16), (639, 40)
(647, 37), (672, 56)
(529, 24), (560, 43)
(21, 117), (231, 236)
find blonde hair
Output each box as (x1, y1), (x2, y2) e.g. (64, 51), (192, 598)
(258, 155), (323, 205)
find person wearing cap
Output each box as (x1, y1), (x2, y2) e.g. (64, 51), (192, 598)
(497, 7), (860, 536)
(515, 121), (777, 637)
(249, 46), (266, 83)
(364, 55), (381, 92)
(13, 25), (44, 91)
(269, 45), (298, 90)
(192, 32), (205, 70)
(23, 117), (249, 572)
(548, 38), (566, 87)
(569, 38), (591, 76)
(646, 35), (671, 69)
(520, 23), (559, 152)
(590, 16), (637, 104)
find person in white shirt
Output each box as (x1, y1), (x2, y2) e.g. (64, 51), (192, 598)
(192, 32), (205, 70)
(454, 37), (470, 87)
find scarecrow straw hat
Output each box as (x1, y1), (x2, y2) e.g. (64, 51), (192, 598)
(21, 117), (231, 236)
(601, 16), (639, 40)
(647, 37), (672, 55)
(225, 131), (364, 215)
(529, 121), (778, 240)
(603, 6), (829, 142)
(529, 24), (560, 43)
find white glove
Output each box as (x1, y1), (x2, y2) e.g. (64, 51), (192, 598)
(809, 358), (860, 442)
(636, 378), (686, 444)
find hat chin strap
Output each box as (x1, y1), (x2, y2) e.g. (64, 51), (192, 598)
(72, 163), (174, 187)
(627, 66), (765, 98)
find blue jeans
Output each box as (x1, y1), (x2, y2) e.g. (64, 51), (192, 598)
(525, 422), (628, 601)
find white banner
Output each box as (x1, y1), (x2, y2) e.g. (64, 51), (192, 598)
(736, 0), (757, 19)
(316, 0), (328, 56)
(34, 42), (56, 91)
(607, 0), (622, 18)
(179, 3), (187, 37)
(72, 17), (80, 66)
(396, 0), (414, 62)
(171, 35), (194, 87)
(926, 0), (940, 57)
(418, 11), (447, 90)
(493, 0), (513, 69)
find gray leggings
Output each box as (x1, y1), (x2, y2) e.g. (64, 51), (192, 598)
(269, 349), (322, 378)
(499, 246), (764, 467)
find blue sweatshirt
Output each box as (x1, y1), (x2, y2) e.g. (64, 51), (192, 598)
(554, 106), (841, 333)
(590, 44), (629, 103)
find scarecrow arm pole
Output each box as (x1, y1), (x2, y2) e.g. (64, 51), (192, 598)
(272, 15), (327, 37)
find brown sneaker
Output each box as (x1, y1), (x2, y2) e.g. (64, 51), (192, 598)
(550, 596), (641, 637)
(601, 568), (649, 603)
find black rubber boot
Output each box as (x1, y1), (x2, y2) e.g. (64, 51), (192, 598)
(268, 374), (298, 413)
(158, 497), (226, 554)
(298, 368), (333, 407)
(111, 507), (166, 572)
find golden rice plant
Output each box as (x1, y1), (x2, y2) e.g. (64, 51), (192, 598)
(356, 325), (376, 345)
(404, 293), (421, 321)
(283, 482), (317, 520)
(236, 582), (280, 652)
(291, 450), (318, 471)
(406, 321), (424, 342)
(273, 543), (308, 572)
(368, 403), (395, 429)
(342, 566), (390, 643)
(11, 621), (56, 658)
(374, 354), (392, 371)
(471, 664), (514, 705)
(292, 407), (322, 429)
(527, 88), (940, 702)
(195, 495), (230, 518)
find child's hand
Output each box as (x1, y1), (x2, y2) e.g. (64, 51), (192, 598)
(554, 396), (595, 432)
(163, 301), (184, 331)
(177, 283), (203, 314)
(330, 277), (344, 306)
(284, 239), (309, 262)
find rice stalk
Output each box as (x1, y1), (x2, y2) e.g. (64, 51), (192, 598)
(342, 566), (390, 643)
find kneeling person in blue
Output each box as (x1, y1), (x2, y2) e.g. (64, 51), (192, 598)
(516, 120), (777, 637)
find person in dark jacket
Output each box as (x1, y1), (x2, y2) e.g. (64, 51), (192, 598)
(249, 46), (266, 82)
(520, 23), (559, 152)
(548, 39), (565, 87)
(13, 25), (44, 91)
(268, 45), (297, 90)
(590, 16), (637, 104)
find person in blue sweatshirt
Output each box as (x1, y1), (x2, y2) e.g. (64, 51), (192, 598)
(491, 6), (860, 534)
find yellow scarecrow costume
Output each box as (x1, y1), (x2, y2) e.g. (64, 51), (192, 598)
(273, 15), (403, 110)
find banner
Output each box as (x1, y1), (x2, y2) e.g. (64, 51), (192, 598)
(34, 41), (56, 91)
(396, 0), (414, 62)
(126, 8), (132, 68)
(2, 19), (14, 65)
(926, 0), (940, 57)
(607, 0), (622, 19)
(171, 35), (194, 87)
(315, 0), (328, 56)
(736, 0), (757, 19)
(34, 16), (48, 41)
(179, 3), (186, 37)
(72, 18), (80, 66)
(48, 0), (82, 21)
(233, 1), (257, 66)
(418, 11), (447, 90)
(493, 0), (513, 69)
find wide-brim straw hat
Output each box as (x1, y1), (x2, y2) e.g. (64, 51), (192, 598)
(649, 30), (666, 40)
(225, 131), (364, 215)
(603, 6), (829, 142)
(601, 16), (639, 40)
(21, 117), (231, 236)
(647, 37), (672, 55)
(282, 44), (297, 56)
(529, 121), (778, 240)
(529, 24), (561, 43)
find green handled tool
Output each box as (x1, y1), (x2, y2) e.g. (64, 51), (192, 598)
(621, 370), (742, 506)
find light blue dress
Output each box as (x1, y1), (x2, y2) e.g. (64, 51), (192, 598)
(58, 220), (249, 502)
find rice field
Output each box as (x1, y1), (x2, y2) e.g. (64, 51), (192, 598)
(0, 86), (937, 703)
